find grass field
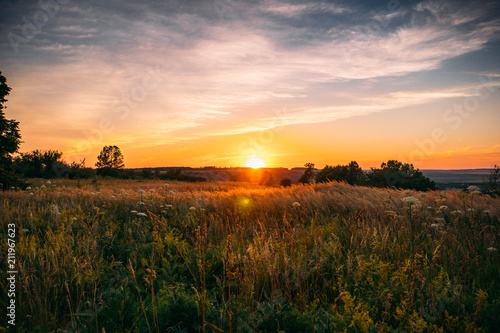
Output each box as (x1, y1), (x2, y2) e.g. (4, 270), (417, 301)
(1, 179), (500, 332)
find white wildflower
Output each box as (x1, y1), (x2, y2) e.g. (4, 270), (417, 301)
(138, 201), (145, 205)
(169, 190), (176, 194)
(427, 206), (434, 210)
(472, 190), (481, 195)
(439, 205), (448, 211)
(130, 210), (138, 213)
(138, 189), (145, 194)
(419, 192), (427, 197)
(26, 186), (32, 190)
(149, 188), (156, 193)
(46, 180), (51, 184)
(292, 201), (301, 207)
(165, 204), (173, 208)
(404, 190), (413, 195)
(402, 196), (421, 206)
(451, 210), (463, 215)
(467, 185), (480, 192)
(487, 247), (497, 252)
(137, 212), (147, 217)
(164, 183), (170, 187)
(41, 185), (46, 189)
(189, 206), (196, 211)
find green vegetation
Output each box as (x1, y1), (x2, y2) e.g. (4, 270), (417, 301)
(0, 71), (22, 190)
(1, 179), (499, 332)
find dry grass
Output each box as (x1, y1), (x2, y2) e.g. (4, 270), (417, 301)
(1, 179), (499, 332)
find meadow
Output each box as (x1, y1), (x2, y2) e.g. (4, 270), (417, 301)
(1, 179), (499, 332)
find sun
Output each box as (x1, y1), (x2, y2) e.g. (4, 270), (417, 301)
(246, 157), (266, 168)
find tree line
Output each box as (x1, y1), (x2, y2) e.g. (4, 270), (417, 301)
(292, 161), (437, 191)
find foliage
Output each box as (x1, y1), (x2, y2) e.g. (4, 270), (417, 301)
(1, 180), (499, 332)
(298, 162), (315, 184)
(368, 160), (436, 191)
(280, 178), (292, 187)
(315, 161), (366, 185)
(0, 71), (22, 190)
(95, 145), (125, 169)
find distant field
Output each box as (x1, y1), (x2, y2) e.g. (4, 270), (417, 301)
(1, 179), (499, 332)
(421, 169), (492, 189)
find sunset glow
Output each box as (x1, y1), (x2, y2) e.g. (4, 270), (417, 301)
(246, 158), (266, 169)
(1, 1), (499, 169)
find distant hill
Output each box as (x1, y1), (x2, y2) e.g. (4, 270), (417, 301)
(421, 169), (491, 190)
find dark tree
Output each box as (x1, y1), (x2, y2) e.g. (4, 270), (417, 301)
(280, 178), (292, 187)
(95, 145), (125, 169)
(13, 149), (63, 178)
(315, 161), (366, 185)
(0, 71), (22, 190)
(298, 163), (315, 184)
(367, 160), (435, 191)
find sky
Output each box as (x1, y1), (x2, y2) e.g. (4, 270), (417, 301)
(1, 0), (499, 169)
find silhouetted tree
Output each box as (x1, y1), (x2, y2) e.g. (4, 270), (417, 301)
(13, 149), (63, 178)
(96, 145), (125, 169)
(280, 178), (292, 187)
(0, 71), (22, 190)
(316, 161), (366, 185)
(367, 160), (435, 191)
(298, 163), (315, 184)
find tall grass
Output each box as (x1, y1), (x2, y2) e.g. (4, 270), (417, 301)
(1, 179), (499, 332)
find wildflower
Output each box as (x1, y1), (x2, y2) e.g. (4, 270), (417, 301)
(165, 204), (173, 208)
(487, 247), (497, 252)
(467, 208), (475, 212)
(138, 189), (145, 194)
(130, 210), (138, 213)
(123, 193), (129, 196)
(189, 206), (196, 212)
(169, 190), (176, 194)
(46, 180), (51, 184)
(41, 185), (46, 189)
(72, 217), (77, 221)
(137, 212), (147, 217)
(402, 196), (421, 206)
(22, 228), (29, 232)
(161, 210), (167, 214)
(404, 190), (413, 195)
(467, 185), (480, 192)
(472, 190), (481, 195)
(451, 210), (463, 215)
(292, 201), (301, 207)
(439, 205), (448, 211)
(29, 192), (33, 195)
(431, 224), (440, 228)
(110, 195), (116, 199)
(419, 192), (427, 197)
(427, 206), (434, 211)
(164, 183), (170, 187)
(200, 208), (206, 212)
(149, 188), (156, 193)
(120, 189), (125, 192)
(484, 210), (492, 215)
(26, 186), (32, 190)
(138, 201), (145, 205)
(159, 204), (164, 208)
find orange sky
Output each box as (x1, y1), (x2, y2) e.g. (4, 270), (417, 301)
(1, 0), (499, 169)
